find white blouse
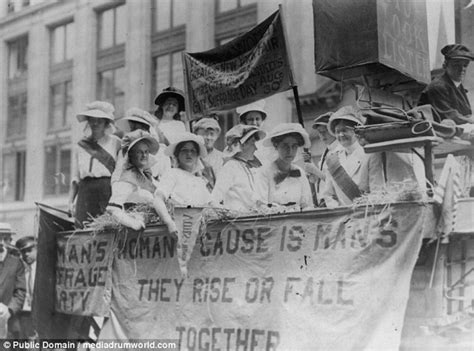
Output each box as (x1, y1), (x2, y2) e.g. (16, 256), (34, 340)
(73, 134), (121, 182)
(211, 158), (261, 212)
(155, 168), (211, 207)
(257, 162), (313, 210)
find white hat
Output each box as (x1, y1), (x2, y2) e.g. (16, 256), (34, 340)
(0, 222), (15, 236)
(236, 100), (267, 122)
(192, 118), (221, 134)
(327, 106), (366, 136)
(225, 125), (266, 145)
(116, 108), (155, 132)
(76, 101), (115, 123)
(263, 123), (311, 148)
(165, 132), (207, 158)
(122, 130), (160, 156)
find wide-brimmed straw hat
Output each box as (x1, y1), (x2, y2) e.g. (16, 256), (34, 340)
(0, 223), (15, 237)
(154, 87), (186, 111)
(116, 108), (155, 131)
(122, 130), (159, 156)
(225, 125), (266, 145)
(236, 100), (267, 123)
(327, 106), (366, 136)
(192, 118), (221, 134)
(165, 132), (207, 158)
(263, 123), (311, 148)
(76, 101), (115, 123)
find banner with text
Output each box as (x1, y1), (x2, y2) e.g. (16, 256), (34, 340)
(182, 9), (293, 117)
(56, 233), (115, 316)
(99, 203), (427, 350)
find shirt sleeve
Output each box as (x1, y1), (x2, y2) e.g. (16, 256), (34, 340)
(8, 259), (26, 314)
(321, 170), (339, 208)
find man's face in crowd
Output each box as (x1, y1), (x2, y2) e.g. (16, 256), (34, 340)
(445, 58), (470, 82)
(21, 244), (37, 265)
(0, 234), (12, 253)
(244, 111), (264, 127)
(196, 128), (218, 151)
(315, 125), (336, 145)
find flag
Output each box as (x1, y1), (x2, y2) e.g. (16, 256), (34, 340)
(183, 9), (293, 117)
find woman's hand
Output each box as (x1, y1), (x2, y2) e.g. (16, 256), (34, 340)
(166, 220), (178, 235)
(67, 201), (76, 218)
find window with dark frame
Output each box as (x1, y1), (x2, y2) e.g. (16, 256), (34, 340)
(51, 22), (74, 64)
(8, 35), (28, 80)
(1, 150), (26, 202)
(152, 52), (184, 99)
(152, 0), (186, 32)
(217, 0), (257, 13)
(44, 144), (71, 196)
(97, 67), (125, 119)
(7, 93), (27, 137)
(49, 81), (73, 131)
(98, 5), (126, 50)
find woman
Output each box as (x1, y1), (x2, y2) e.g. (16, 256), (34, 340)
(322, 106), (384, 207)
(107, 130), (160, 230)
(211, 125), (266, 212)
(153, 133), (212, 232)
(257, 123), (313, 211)
(153, 87), (186, 145)
(113, 108), (170, 183)
(68, 101), (121, 227)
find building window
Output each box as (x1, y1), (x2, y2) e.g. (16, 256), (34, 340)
(44, 145), (71, 196)
(7, 93), (27, 137)
(8, 36), (28, 79)
(152, 0), (186, 32)
(97, 67), (125, 118)
(51, 22), (74, 64)
(1, 150), (26, 202)
(152, 52), (183, 97)
(49, 81), (72, 131)
(98, 5), (126, 50)
(217, 0), (256, 13)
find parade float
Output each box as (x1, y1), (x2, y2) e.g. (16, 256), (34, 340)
(33, 0), (473, 350)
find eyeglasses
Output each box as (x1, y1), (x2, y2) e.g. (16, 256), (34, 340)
(21, 247), (35, 253)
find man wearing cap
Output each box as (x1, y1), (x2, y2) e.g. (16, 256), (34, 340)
(418, 44), (474, 124)
(15, 236), (37, 339)
(192, 117), (224, 176)
(303, 112), (341, 206)
(0, 223), (26, 339)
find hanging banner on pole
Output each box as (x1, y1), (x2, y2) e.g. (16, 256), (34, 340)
(182, 9), (293, 117)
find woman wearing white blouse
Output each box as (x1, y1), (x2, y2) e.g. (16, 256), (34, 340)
(211, 125), (266, 212)
(68, 101), (121, 227)
(106, 130), (160, 230)
(257, 123), (313, 211)
(153, 133), (211, 233)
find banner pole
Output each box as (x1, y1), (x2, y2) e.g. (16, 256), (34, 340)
(279, 4), (317, 205)
(181, 52), (192, 130)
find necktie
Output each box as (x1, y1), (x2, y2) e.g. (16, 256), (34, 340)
(274, 169), (301, 185)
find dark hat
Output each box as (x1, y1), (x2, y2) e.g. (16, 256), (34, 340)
(441, 44), (474, 60)
(15, 236), (36, 251)
(154, 87), (186, 111)
(312, 112), (334, 129)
